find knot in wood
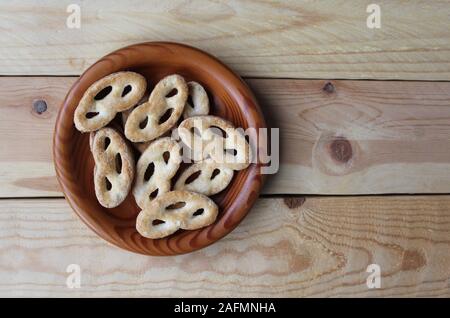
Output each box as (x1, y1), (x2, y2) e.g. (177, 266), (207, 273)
(33, 99), (47, 114)
(329, 138), (352, 163)
(323, 82), (335, 94)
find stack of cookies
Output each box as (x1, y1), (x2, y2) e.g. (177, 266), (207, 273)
(73, 72), (251, 239)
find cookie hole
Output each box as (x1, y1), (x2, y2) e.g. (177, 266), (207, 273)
(149, 188), (159, 199)
(121, 85), (132, 97)
(166, 201), (186, 210)
(94, 86), (112, 100)
(190, 126), (201, 137)
(193, 208), (204, 216)
(104, 137), (111, 150)
(139, 116), (148, 129)
(115, 153), (122, 174)
(85, 112), (99, 119)
(158, 108), (173, 125)
(144, 162), (155, 181)
(210, 168), (220, 180)
(187, 94), (194, 108)
(165, 88), (178, 98)
(152, 219), (165, 226)
(185, 170), (201, 184)
(210, 126), (228, 138)
(162, 151), (170, 164)
(105, 177), (112, 191)
(224, 149), (238, 156)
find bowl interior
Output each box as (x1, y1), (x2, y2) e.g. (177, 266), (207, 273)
(54, 42), (265, 255)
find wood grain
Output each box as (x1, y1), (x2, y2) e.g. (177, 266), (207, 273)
(0, 77), (63, 197)
(256, 79), (450, 194)
(1, 196), (449, 297)
(1, 1), (450, 80)
(2, 77), (450, 197)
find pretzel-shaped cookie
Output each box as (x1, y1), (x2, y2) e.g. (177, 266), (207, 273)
(74, 72), (146, 132)
(133, 137), (182, 209)
(124, 74), (188, 142)
(136, 190), (219, 239)
(121, 81), (208, 153)
(90, 128), (135, 208)
(178, 115), (252, 170)
(121, 93), (151, 153)
(183, 81), (210, 118)
(174, 159), (233, 196)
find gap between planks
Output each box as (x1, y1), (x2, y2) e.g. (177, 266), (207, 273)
(4, 192), (450, 201)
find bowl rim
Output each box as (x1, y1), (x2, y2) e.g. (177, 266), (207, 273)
(53, 41), (266, 255)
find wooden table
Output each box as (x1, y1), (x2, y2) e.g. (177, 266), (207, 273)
(1, 0), (450, 297)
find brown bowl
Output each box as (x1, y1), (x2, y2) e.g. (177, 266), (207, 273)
(53, 42), (266, 255)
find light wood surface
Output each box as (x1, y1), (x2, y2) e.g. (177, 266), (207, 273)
(257, 79), (450, 194)
(2, 77), (450, 197)
(1, 0), (450, 80)
(1, 0), (450, 298)
(1, 196), (449, 297)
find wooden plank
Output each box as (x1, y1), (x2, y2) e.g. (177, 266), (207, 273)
(0, 1), (450, 79)
(2, 77), (450, 197)
(255, 79), (450, 194)
(1, 196), (449, 297)
(0, 77), (64, 197)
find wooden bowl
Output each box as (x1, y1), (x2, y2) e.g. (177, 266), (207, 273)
(53, 42), (266, 255)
